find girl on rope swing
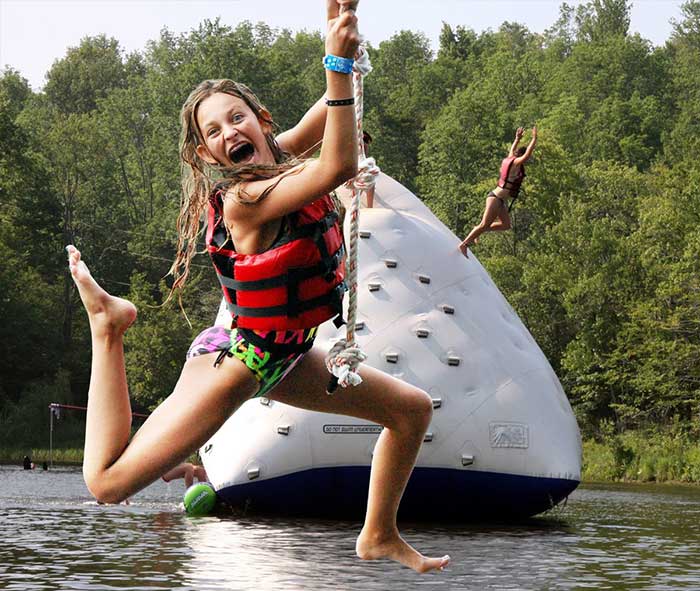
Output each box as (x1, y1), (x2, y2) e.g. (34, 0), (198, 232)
(459, 126), (537, 257)
(66, 0), (449, 574)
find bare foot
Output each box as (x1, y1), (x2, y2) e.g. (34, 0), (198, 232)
(66, 245), (137, 337)
(356, 528), (450, 574)
(458, 242), (470, 258)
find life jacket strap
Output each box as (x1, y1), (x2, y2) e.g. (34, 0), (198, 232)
(272, 210), (339, 246)
(215, 244), (345, 292)
(226, 281), (347, 320)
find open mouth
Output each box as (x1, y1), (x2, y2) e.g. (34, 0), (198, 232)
(229, 143), (254, 164)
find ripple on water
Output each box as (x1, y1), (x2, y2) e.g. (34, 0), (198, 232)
(1, 467), (700, 590)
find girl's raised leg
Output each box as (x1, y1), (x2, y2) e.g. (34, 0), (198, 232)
(486, 199), (512, 232)
(459, 195), (504, 256)
(67, 246), (260, 503)
(67, 245), (138, 497)
(269, 348), (451, 573)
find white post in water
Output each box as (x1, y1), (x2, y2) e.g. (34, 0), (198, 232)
(48, 403), (57, 469)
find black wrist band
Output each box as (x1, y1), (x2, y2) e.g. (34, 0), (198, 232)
(325, 97), (355, 107)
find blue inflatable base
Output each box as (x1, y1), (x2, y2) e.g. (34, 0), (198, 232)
(216, 466), (579, 520)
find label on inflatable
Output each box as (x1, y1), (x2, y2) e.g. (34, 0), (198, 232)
(323, 424), (382, 434)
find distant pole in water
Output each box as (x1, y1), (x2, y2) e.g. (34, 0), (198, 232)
(49, 403), (56, 469)
(47, 402), (149, 468)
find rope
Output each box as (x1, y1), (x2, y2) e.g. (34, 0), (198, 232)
(325, 43), (379, 394)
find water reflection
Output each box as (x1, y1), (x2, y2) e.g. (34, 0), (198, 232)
(1, 466), (699, 590)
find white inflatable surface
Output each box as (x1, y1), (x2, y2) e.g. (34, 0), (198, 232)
(202, 172), (581, 519)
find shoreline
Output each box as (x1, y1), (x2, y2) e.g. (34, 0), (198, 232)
(4, 434), (700, 485)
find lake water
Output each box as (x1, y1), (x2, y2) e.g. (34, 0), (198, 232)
(1, 465), (699, 590)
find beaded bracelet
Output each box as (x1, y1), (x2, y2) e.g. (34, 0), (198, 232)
(323, 54), (354, 74)
(325, 97), (355, 107)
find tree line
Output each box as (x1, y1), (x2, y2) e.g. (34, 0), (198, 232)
(1, 0), (698, 447)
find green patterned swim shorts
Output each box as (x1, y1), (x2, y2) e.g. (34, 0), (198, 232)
(187, 325), (317, 398)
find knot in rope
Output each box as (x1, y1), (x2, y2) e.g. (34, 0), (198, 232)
(351, 156), (380, 192)
(325, 339), (368, 390)
(353, 44), (372, 76)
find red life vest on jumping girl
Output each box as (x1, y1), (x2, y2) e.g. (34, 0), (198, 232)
(497, 156), (526, 197)
(206, 190), (346, 331)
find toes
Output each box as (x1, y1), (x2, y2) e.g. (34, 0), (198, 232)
(420, 554), (450, 574)
(66, 245), (82, 269)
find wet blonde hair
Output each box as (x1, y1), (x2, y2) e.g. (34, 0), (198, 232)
(169, 79), (300, 296)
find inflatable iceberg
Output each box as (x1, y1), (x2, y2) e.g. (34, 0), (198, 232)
(201, 172), (581, 520)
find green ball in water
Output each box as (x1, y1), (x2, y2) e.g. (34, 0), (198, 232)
(183, 482), (217, 516)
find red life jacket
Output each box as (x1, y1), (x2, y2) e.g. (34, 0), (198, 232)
(497, 156), (526, 196)
(206, 190), (346, 331)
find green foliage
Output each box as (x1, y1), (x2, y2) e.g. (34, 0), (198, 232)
(0, 448), (84, 465)
(582, 423), (700, 483)
(44, 35), (128, 114)
(363, 30), (434, 190)
(574, 0), (631, 43)
(123, 272), (217, 410)
(0, 238), (63, 401)
(0, 371), (75, 449)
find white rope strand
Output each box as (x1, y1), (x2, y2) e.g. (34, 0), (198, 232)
(326, 42), (379, 394)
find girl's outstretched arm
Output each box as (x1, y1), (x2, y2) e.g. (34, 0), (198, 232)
(226, 4), (360, 227)
(276, 97), (328, 159)
(508, 127), (524, 157)
(276, 2), (359, 157)
(514, 126), (537, 165)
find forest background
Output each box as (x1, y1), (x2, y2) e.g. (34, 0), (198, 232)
(1, 0), (699, 481)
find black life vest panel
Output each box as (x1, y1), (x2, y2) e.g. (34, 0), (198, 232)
(206, 190), (346, 330)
